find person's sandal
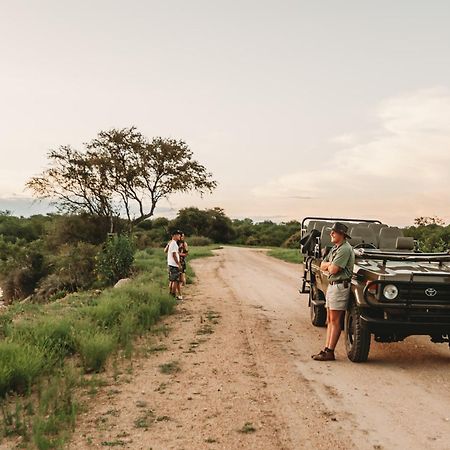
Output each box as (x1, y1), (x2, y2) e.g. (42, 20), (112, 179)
(312, 349), (335, 361)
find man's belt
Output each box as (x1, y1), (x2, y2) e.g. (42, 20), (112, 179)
(329, 280), (351, 286)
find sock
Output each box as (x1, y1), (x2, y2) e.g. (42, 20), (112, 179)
(325, 347), (334, 353)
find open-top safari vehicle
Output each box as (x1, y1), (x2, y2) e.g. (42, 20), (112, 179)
(300, 217), (450, 362)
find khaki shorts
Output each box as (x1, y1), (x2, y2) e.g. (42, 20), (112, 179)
(326, 283), (351, 311)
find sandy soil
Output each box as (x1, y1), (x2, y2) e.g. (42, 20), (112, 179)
(68, 247), (450, 450)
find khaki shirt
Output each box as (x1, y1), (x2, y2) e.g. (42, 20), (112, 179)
(324, 240), (355, 282)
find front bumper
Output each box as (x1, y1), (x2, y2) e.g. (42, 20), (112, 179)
(360, 314), (450, 335)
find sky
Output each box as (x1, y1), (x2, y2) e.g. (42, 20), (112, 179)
(1, 0), (449, 225)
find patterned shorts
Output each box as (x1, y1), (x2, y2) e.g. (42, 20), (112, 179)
(168, 265), (180, 282)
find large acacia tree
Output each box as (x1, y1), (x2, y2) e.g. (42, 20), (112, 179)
(27, 128), (217, 229)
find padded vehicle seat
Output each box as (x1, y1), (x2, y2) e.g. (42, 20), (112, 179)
(314, 221), (329, 232)
(368, 223), (388, 246)
(349, 226), (378, 247)
(320, 226), (332, 256)
(379, 227), (404, 251)
(349, 236), (364, 247)
(396, 237), (414, 251)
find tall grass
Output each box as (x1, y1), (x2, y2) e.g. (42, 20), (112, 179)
(0, 342), (46, 396)
(267, 248), (304, 264)
(77, 331), (116, 373)
(0, 245), (215, 448)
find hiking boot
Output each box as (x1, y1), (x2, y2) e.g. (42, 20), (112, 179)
(312, 349), (335, 361)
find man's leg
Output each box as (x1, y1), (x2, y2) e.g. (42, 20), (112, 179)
(328, 309), (345, 350)
(325, 308), (332, 348)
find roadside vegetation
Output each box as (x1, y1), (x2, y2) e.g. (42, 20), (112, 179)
(267, 248), (304, 264)
(0, 245), (215, 448)
(2, 212), (449, 305)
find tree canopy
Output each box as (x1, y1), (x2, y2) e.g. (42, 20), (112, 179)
(27, 128), (217, 229)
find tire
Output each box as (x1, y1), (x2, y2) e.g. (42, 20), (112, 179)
(309, 288), (327, 327)
(345, 302), (371, 362)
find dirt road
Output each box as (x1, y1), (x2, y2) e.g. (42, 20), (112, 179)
(70, 247), (450, 449)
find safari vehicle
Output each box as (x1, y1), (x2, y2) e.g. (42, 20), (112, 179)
(300, 217), (450, 362)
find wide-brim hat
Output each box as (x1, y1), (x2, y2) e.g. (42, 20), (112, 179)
(331, 222), (352, 239)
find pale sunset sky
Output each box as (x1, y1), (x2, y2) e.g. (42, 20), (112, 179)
(1, 1), (449, 225)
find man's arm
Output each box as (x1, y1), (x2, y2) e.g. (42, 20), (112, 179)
(323, 247), (350, 275)
(327, 263), (342, 275)
(320, 261), (341, 274)
(172, 252), (181, 268)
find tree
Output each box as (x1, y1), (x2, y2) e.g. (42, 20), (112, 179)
(27, 128), (217, 230)
(169, 207), (235, 243)
(206, 207), (235, 243)
(170, 207), (211, 236)
(414, 216), (445, 226)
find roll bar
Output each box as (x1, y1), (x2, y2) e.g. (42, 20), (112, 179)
(356, 249), (450, 263)
(301, 216), (382, 232)
(302, 216), (382, 228)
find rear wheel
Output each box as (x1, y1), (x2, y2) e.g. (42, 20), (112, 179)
(345, 302), (371, 362)
(309, 288), (326, 327)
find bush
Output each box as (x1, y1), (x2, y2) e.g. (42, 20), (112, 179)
(187, 236), (213, 246)
(44, 214), (126, 249)
(34, 242), (99, 301)
(0, 342), (46, 396)
(96, 234), (135, 285)
(283, 230), (302, 249)
(76, 331), (116, 373)
(245, 236), (260, 246)
(0, 240), (48, 302)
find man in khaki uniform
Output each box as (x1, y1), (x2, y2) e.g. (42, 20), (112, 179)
(312, 222), (355, 361)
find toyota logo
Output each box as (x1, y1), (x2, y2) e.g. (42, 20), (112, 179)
(425, 288), (437, 297)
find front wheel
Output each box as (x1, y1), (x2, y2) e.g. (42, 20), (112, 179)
(310, 288), (326, 327)
(345, 303), (371, 362)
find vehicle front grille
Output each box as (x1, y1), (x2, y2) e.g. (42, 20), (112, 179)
(398, 283), (450, 306)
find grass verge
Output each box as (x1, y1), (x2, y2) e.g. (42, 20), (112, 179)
(0, 245), (216, 448)
(266, 248), (303, 264)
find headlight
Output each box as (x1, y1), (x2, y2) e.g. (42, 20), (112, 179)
(383, 284), (399, 300)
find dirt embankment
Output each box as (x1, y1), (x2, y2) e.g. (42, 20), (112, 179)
(69, 247), (450, 450)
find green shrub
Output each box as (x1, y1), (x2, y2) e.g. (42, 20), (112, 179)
(76, 331), (116, 373)
(0, 342), (45, 396)
(0, 239), (48, 302)
(187, 236), (213, 246)
(282, 230), (302, 249)
(245, 236), (260, 246)
(96, 234), (135, 285)
(35, 242), (99, 300)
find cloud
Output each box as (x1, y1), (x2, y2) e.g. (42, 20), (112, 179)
(252, 88), (450, 224)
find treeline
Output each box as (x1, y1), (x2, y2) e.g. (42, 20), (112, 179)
(1, 209), (448, 304)
(0, 207), (300, 303)
(404, 223), (450, 252)
(135, 207), (301, 248)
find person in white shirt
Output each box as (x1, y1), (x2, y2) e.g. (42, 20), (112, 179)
(165, 230), (182, 300)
